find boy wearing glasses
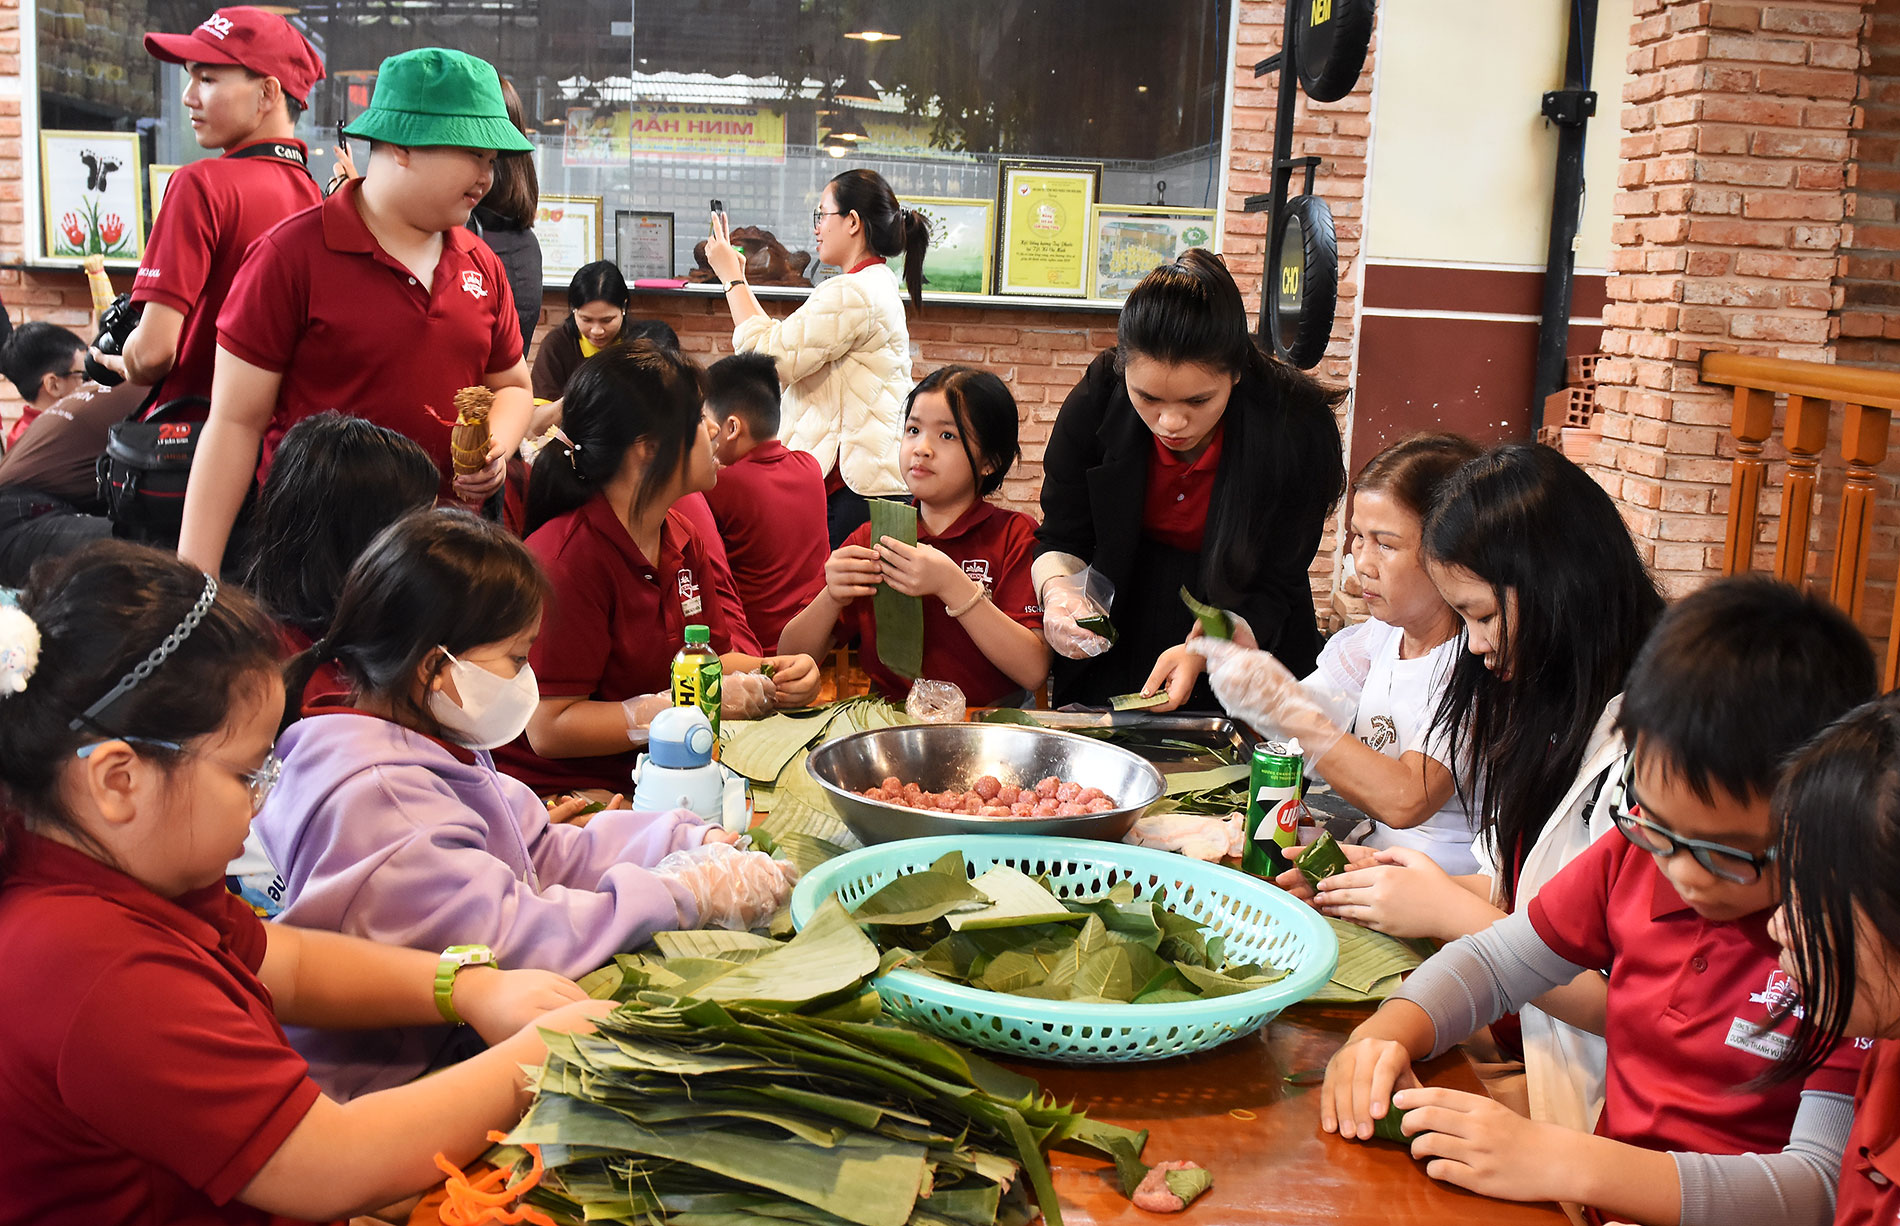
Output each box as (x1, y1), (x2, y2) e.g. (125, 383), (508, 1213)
(1322, 576), (1876, 1226)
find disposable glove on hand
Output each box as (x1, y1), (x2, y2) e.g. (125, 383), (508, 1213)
(1040, 572), (1112, 660)
(721, 672), (776, 720)
(655, 841), (798, 930)
(621, 692), (672, 743)
(1187, 637), (1347, 761)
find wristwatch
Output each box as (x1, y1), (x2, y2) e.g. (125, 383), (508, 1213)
(433, 944), (497, 1025)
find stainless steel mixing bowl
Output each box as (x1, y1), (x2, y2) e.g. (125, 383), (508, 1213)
(804, 723), (1166, 844)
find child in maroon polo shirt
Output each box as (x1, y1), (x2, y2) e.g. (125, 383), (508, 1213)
(778, 365), (1049, 708)
(499, 341), (821, 796)
(0, 542), (609, 1226)
(700, 352), (828, 652)
(90, 7), (324, 410)
(1323, 578), (1878, 1226)
(180, 48), (537, 573)
(1763, 693), (1900, 1226)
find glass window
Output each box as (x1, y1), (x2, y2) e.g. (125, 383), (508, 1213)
(33, 0), (1230, 290)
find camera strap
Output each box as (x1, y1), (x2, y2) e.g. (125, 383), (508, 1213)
(224, 140), (315, 183)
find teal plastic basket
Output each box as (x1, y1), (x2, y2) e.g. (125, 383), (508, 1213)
(789, 835), (1339, 1062)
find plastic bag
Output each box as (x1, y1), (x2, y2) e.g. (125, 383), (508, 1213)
(905, 678), (967, 724)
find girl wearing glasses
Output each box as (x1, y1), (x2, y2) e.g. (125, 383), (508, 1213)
(0, 540), (614, 1223)
(1322, 577), (1876, 1225)
(705, 168), (928, 548)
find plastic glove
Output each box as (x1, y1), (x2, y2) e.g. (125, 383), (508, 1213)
(655, 840), (798, 930)
(621, 692), (671, 744)
(1124, 812), (1245, 861)
(1187, 637), (1347, 761)
(1041, 571), (1113, 660)
(721, 671), (776, 720)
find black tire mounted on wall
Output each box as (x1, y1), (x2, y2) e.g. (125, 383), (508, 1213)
(1294, 0), (1376, 103)
(1268, 194), (1338, 370)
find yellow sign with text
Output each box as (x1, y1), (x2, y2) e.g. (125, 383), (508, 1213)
(564, 105), (786, 165)
(999, 168), (1096, 297)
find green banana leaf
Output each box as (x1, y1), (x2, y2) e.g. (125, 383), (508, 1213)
(869, 499), (924, 680)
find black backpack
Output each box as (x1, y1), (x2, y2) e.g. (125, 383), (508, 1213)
(96, 396), (210, 547)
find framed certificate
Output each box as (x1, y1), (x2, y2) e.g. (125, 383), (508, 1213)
(994, 159), (1100, 298)
(147, 164), (180, 225)
(536, 194), (604, 283)
(614, 209), (676, 280)
(40, 129), (144, 265)
(905, 196), (993, 296)
(1090, 205), (1219, 300)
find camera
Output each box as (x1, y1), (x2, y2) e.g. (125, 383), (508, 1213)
(84, 292), (141, 386)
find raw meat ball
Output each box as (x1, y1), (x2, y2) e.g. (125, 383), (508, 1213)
(1034, 799), (1062, 816)
(1011, 802), (1035, 817)
(1035, 776), (1061, 799)
(882, 776), (902, 792)
(1078, 787), (1107, 803)
(979, 805), (1011, 817)
(997, 784), (1022, 806)
(973, 775), (1002, 801)
(1084, 798), (1114, 813)
(1131, 1161), (1208, 1213)
(1055, 781), (1082, 803)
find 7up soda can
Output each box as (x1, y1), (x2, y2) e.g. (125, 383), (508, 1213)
(1243, 739), (1307, 877)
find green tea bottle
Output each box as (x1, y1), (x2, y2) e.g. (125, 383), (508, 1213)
(670, 624), (722, 736)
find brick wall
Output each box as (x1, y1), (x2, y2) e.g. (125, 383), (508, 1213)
(1838, 0), (1900, 366)
(1592, 0), (1871, 597)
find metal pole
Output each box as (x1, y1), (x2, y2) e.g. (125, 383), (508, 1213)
(1531, 0), (1599, 417)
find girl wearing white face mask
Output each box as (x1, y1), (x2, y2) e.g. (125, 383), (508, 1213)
(253, 508), (794, 1102)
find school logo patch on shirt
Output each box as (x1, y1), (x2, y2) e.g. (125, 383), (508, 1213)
(200, 12), (234, 37)
(677, 569), (702, 618)
(460, 270), (488, 299)
(961, 559), (993, 592)
(1729, 968), (1803, 1062)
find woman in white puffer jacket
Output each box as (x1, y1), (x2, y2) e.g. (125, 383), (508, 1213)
(706, 168), (929, 546)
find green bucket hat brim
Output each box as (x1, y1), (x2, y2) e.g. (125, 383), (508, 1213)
(343, 108), (533, 154)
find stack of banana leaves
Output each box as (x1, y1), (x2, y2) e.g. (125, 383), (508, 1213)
(495, 897), (1161, 1226)
(721, 697), (910, 852)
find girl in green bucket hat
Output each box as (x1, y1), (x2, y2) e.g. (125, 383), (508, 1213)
(343, 48), (533, 153)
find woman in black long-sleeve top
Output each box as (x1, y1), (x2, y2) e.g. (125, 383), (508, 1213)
(1033, 249), (1348, 710)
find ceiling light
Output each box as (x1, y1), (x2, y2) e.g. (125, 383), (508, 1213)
(822, 132), (852, 158)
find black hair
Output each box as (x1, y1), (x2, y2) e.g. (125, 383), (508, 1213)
(289, 508), (548, 737)
(1771, 694), (1900, 1082)
(0, 541), (280, 874)
(230, 66), (305, 121)
(904, 365), (1019, 499)
(561, 260), (631, 342)
(827, 168), (929, 310)
(1424, 443), (1665, 907)
(240, 412), (440, 639)
(1115, 248), (1348, 611)
(476, 76), (538, 227)
(0, 321), (84, 402)
(1352, 432), (1484, 520)
(626, 320), (681, 352)
(523, 340), (707, 537)
(705, 351), (783, 438)
(1618, 576), (1875, 804)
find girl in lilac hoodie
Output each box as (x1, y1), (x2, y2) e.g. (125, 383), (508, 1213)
(253, 507), (792, 1100)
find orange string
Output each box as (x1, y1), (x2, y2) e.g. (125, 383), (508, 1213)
(430, 1133), (554, 1226)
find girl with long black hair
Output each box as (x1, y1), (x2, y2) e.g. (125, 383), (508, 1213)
(705, 167), (929, 547)
(1034, 248), (1347, 708)
(496, 341), (819, 796)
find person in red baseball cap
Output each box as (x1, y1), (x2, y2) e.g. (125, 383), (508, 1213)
(90, 7), (325, 416)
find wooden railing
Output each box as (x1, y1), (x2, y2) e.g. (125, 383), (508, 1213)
(1703, 352), (1900, 690)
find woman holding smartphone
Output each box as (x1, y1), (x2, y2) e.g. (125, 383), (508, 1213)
(704, 169), (928, 546)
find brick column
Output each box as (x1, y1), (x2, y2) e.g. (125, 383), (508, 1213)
(1593, 0), (1869, 595)
(1838, 0), (1900, 366)
(1226, 0), (1376, 619)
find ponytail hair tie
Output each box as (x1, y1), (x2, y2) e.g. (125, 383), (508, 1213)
(309, 635), (334, 660)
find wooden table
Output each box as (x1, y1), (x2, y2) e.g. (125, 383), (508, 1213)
(1008, 1003), (1567, 1225)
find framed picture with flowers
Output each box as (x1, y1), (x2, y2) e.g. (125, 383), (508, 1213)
(40, 130), (144, 266)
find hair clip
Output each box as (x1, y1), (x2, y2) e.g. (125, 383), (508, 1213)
(0, 603), (41, 696)
(549, 427), (583, 473)
(68, 573), (217, 731)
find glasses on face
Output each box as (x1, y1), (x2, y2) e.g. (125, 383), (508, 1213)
(1608, 753), (1776, 885)
(812, 208), (843, 228)
(76, 736), (283, 812)
(63, 367), (86, 379)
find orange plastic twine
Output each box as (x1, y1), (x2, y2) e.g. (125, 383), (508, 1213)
(431, 1132), (555, 1226)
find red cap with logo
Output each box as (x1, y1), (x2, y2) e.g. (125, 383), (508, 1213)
(143, 7), (326, 106)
